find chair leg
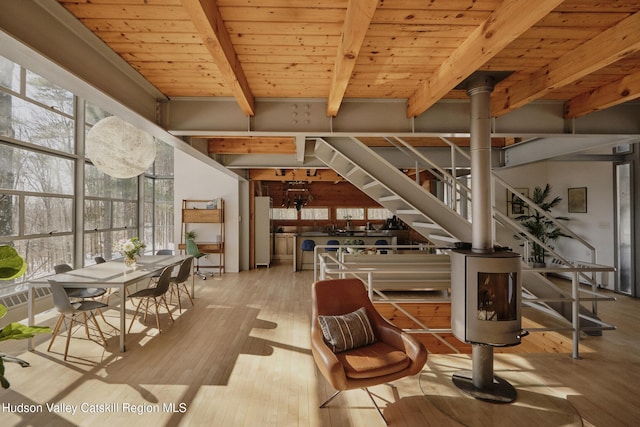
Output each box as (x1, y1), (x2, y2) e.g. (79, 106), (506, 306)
(143, 298), (150, 322)
(96, 307), (107, 323)
(161, 295), (174, 323)
(128, 298), (145, 333)
(319, 390), (342, 408)
(181, 283), (194, 306)
(47, 314), (65, 352)
(364, 388), (389, 425)
(82, 313), (90, 338)
(319, 388), (389, 425)
(171, 284), (182, 313)
(89, 311), (107, 346)
(153, 298), (161, 331)
(64, 316), (74, 361)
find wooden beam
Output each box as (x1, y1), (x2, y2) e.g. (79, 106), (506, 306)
(326, 0), (378, 116)
(182, 0), (255, 116)
(207, 137), (296, 154)
(564, 70), (640, 118)
(406, 0), (562, 118)
(493, 11), (640, 117)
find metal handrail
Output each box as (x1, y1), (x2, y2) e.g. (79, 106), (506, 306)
(315, 247), (616, 359)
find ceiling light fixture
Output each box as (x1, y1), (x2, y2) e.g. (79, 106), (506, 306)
(86, 116), (156, 179)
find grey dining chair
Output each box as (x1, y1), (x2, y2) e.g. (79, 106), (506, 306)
(128, 265), (175, 333)
(47, 280), (108, 361)
(169, 256), (194, 313)
(53, 263), (108, 312)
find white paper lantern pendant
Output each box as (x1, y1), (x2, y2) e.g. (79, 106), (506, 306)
(86, 116), (156, 179)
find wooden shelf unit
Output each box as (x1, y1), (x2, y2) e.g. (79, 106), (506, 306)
(180, 199), (224, 275)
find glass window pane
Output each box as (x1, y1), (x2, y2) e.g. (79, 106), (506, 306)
(367, 208), (392, 220)
(24, 196), (73, 235)
(0, 143), (74, 194)
(85, 200), (110, 230)
(25, 70), (74, 116)
(85, 163), (137, 199)
(85, 102), (111, 127)
(0, 194), (19, 237)
(301, 207), (328, 220)
(271, 208), (297, 220)
(153, 140), (174, 176)
(7, 235), (75, 286)
(6, 95), (74, 153)
(85, 230), (131, 263)
(336, 208), (364, 220)
(113, 201), (137, 228)
(0, 55), (20, 93)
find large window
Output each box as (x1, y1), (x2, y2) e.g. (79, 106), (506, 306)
(84, 162), (139, 262)
(0, 55), (77, 293)
(144, 140), (174, 254)
(0, 55), (174, 295)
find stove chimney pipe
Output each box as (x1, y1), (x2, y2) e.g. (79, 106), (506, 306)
(468, 75), (494, 254)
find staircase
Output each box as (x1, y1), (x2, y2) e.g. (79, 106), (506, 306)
(314, 136), (471, 246)
(313, 136), (613, 337)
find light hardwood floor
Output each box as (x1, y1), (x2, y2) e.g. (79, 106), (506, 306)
(1, 264), (638, 426)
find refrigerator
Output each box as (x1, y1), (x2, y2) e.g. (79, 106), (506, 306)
(255, 196), (272, 267)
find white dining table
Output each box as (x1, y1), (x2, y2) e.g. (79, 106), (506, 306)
(27, 254), (188, 352)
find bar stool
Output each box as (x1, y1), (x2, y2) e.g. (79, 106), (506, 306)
(325, 239), (340, 252)
(300, 239), (316, 270)
(375, 239), (389, 254)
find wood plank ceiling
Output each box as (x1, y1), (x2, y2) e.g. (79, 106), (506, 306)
(57, 0), (640, 180)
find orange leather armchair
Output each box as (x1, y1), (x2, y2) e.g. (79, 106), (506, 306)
(311, 278), (428, 423)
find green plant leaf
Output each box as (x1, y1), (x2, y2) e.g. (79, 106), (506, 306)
(0, 305), (6, 319)
(0, 246), (27, 280)
(0, 322), (51, 342)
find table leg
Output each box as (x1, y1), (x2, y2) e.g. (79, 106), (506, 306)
(120, 285), (126, 352)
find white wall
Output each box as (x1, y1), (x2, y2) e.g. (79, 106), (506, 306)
(495, 160), (615, 288)
(174, 150), (241, 273)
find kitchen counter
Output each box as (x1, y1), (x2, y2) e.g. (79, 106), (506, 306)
(297, 230), (398, 237)
(293, 231), (399, 271)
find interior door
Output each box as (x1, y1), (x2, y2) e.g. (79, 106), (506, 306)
(615, 161), (634, 296)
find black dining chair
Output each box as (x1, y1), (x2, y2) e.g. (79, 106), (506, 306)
(127, 265), (175, 333)
(169, 256), (194, 313)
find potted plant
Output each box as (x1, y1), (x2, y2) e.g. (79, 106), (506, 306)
(516, 184), (571, 267)
(0, 245), (51, 388)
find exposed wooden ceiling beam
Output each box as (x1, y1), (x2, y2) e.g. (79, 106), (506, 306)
(326, 0), (378, 117)
(208, 137), (296, 154)
(493, 11), (640, 117)
(182, 0), (255, 116)
(406, 0), (563, 118)
(564, 70), (640, 118)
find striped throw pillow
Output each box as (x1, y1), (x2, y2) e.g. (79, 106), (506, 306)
(318, 307), (376, 353)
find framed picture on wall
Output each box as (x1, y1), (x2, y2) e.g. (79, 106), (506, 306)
(568, 187), (587, 213)
(507, 188), (529, 218)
